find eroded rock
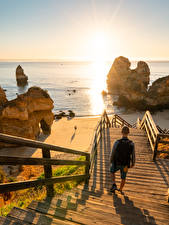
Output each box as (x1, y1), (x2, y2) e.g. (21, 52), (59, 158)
(0, 87), (7, 106)
(0, 87), (54, 145)
(16, 65), (28, 86)
(147, 75), (169, 109)
(106, 56), (169, 111)
(107, 56), (150, 101)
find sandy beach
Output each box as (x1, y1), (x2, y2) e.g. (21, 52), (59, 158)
(31, 116), (100, 158)
(0, 117), (100, 159)
(0, 111), (168, 159)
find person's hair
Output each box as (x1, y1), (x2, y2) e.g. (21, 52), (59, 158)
(122, 126), (130, 134)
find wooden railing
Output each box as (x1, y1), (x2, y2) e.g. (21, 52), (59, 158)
(89, 110), (111, 174)
(112, 114), (133, 128)
(137, 111), (169, 160)
(157, 125), (169, 134)
(0, 110), (110, 195)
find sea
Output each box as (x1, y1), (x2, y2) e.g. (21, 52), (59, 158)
(0, 61), (169, 116)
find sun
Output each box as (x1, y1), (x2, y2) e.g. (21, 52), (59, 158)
(90, 32), (109, 61)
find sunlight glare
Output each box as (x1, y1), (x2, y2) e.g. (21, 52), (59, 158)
(89, 61), (110, 115)
(90, 32), (109, 61)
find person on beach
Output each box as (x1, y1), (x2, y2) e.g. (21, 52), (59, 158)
(110, 126), (135, 193)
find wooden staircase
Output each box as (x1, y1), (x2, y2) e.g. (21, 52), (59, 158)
(1, 127), (169, 225)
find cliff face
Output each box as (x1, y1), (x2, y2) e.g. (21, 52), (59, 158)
(147, 75), (169, 108)
(0, 87), (54, 144)
(107, 56), (150, 101)
(16, 65), (28, 86)
(107, 56), (169, 111)
(0, 87), (7, 106)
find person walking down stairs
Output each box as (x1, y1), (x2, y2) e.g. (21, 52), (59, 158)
(110, 126), (135, 193)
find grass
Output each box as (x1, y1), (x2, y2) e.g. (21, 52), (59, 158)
(0, 156), (86, 217)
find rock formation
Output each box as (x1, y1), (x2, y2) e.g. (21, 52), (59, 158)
(107, 56), (150, 100)
(147, 75), (169, 110)
(0, 87), (7, 106)
(16, 65), (28, 86)
(0, 87), (54, 146)
(107, 56), (169, 111)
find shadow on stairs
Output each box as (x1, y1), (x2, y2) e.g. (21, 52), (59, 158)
(1, 127), (169, 225)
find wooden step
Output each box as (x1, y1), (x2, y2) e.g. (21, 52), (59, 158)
(88, 181), (168, 196)
(89, 175), (168, 188)
(28, 200), (159, 225)
(76, 185), (168, 203)
(0, 216), (30, 225)
(7, 207), (79, 225)
(72, 186), (169, 206)
(28, 201), (121, 225)
(42, 190), (169, 219)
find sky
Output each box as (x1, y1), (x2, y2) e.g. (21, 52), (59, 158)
(0, 0), (169, 61)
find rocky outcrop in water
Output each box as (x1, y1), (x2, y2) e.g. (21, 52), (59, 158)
(0, 87), (7, 106)
(107, 56), (169, 111)
(0, 87), (54, 146)
(16, 65), (28, 86)
(107, 56), (150, 100)
(146, 75), (169, 110)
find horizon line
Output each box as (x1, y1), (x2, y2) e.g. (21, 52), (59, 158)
(0, 57), (169, 62)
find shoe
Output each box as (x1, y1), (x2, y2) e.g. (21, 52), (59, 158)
(110, 183), (117, 193)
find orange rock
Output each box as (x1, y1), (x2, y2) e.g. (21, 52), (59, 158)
(0, 87), (54, 146)
(0, 86), (7, 106)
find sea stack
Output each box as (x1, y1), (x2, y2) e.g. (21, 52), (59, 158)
(16, 65), (28, 86)
(107, 56), (150, 98)
(106, 56), (169, 111)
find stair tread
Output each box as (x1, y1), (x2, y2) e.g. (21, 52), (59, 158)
(8, 207), (79, 225)
(28, 200), (161, 225)
(41, 192), (169, 217)
(2, 124), (169, 225)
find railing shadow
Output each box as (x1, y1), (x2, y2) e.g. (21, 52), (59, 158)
(155, 158), (169, 187)
(23, 129), (104, 223)
(21, 126), (158, 224)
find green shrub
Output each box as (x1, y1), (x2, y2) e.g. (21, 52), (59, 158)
(0, 156), (85, 217)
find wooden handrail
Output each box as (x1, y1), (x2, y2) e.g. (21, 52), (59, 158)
(88, 110), (111, 175)
(112, 114), (133, 128)
(0, 131), (90, 196)
(0, 156), (89, 166)
(157, 125), (169, 134)
(0, 175), (86, 193)
(103, 110), (111, 127)
(0, 110), (110, 195)
(0, 133), (89, 156)
(138, 111), (169, 160)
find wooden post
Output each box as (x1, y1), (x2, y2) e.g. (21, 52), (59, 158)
(153, 135), (159, 161)
(100, 121), (102, 139)
(85, 154), (90, 184)
(42, 148), (54, 196)
(112, 118), (114, 127)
